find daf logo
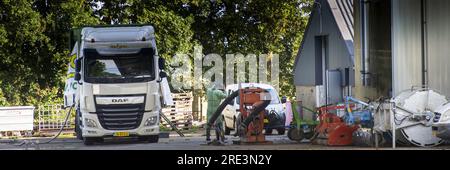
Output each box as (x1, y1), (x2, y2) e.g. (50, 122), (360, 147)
(112, 98), (129, 103)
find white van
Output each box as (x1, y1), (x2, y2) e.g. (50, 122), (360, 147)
(222, 83), (286, 135)
(432, 102), (450, 140)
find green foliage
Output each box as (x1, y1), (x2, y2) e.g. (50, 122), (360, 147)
(0, 0), (312, 106)
(164, 0), (312, 97)
(0, 0), (98, 106)
(136, 5), (196, 62)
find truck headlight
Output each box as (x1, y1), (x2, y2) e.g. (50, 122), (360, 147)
(145, 116), (158, 126)
(84, 118), (97, 128)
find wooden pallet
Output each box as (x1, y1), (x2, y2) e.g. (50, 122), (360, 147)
(161, 92), (194, 130)
(162, 107), (192, 113)
(172, 93), (193, 100)
(162, 111), (192, 117)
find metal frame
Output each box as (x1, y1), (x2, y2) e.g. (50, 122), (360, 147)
(37, 105), (74, 132)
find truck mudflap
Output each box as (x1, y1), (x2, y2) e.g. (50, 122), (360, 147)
(160, 76), (173, 106)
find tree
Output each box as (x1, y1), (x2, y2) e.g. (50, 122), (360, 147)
(0, 0), (99, 106)
(163, 0), (313, 97)
(90, 0), (137, 24)
(0, 0), (51, 105)
(0, 0), (311, 105)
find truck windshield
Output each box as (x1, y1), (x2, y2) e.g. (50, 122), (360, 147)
(84, 48), (155, 83)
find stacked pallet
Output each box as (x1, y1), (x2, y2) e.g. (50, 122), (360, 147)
(161, 93), (193, 130)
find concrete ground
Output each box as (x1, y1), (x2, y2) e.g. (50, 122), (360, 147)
(1, 131), (450, 150)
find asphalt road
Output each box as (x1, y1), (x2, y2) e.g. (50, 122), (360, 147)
(1, 133), (450, 150)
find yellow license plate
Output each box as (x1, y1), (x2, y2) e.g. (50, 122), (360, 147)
(114, 132), (129, 137)
(264, 119), (269, 123)
(432, 130), (437, 137)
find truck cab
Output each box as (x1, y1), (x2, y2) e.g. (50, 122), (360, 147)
(64, 25), (171, 145)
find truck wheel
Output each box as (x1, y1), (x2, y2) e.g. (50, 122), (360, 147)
(148, 135), (159, 143)
(75, 109), (83, 140)
(277, 128), (286, 135)
(83, 137), (101, 145)
(138, 136), (148, 142)
(139, 135), (159, 143)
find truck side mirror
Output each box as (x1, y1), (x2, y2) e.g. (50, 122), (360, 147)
(159, 71), (167, 78)
(75, 58), (82, 73)
(158, 58), (166, 70)
(74, 72), (81, 81)
(281, 96), (287, 104)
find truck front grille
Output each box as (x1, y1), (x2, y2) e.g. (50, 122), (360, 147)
(96, 104), (144, 130)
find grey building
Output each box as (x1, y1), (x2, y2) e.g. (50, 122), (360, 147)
(353, 0), (450, 100)
(294, 0), (355, 113)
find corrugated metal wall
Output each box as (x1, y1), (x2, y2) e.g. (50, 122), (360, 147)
(427, 0), (450, 97)
(391, 0), (423, 95)
(392, 0), (450, 97)
(355, 0), (450, 99)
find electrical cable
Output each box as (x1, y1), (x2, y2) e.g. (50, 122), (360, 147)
(43, 104), (74, 144)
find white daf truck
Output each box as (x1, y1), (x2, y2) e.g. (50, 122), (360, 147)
(63, 25), (173, 145)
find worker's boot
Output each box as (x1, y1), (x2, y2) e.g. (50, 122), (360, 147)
(215, 125), (221, 141)
(205, 125), (211, 142)
(217, 123), (227, 142)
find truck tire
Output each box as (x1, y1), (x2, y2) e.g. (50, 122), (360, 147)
(139, 135), (159, 143)
(148, 135), (159, 143)
(277, 128), (286, 135)
(265, 129), (273, 135)
(75, 109), (83, 140)
(138, 136), (148, 142)
(83, 137), (102, 145)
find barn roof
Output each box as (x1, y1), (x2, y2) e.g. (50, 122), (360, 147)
(294, 0), (354, 71)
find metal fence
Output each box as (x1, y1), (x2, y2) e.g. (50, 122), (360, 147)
(36, 105), (75, 132)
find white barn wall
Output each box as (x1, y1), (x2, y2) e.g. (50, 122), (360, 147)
(427, 0), (450, 97)
(392, 0), (423, 96)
